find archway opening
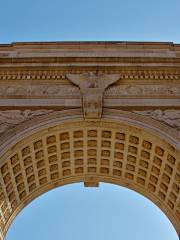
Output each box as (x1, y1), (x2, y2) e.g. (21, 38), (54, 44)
(6, 183), (178, 240)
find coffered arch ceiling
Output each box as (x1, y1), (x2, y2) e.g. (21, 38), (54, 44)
(0, 110), (179, 239)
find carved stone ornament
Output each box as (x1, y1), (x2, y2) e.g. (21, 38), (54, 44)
(0, 110), (55, 134)
(134, 110), (180, 131)
(67, 72), (120, 119)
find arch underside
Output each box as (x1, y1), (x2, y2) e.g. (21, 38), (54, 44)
(0, 117), (179, 239)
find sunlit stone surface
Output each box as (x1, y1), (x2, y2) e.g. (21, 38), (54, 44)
(0, 41), (179, 239)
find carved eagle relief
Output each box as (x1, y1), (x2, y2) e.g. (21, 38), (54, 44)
(67, 72), (120, 90)
(67, 72), (120, 119)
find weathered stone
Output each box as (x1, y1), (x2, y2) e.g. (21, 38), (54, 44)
(0, 41), (179, 239)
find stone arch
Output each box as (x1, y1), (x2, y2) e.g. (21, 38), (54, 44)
(0, 110), (179, 239)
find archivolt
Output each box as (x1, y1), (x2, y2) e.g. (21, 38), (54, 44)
(0, 109), (179, 239)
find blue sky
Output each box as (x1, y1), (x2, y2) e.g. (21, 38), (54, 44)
(1, 0), (180, 239)
(0, 0), (180, 43)
(7, 183), (178, 240)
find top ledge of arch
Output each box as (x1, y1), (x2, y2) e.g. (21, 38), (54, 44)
(0, 41), (180, 60)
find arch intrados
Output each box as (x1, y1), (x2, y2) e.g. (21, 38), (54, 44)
(0, 109), (179, 159)
(0, 110), (179, 239)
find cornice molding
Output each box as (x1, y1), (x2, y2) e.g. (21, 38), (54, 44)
(1, 69), (180, 81)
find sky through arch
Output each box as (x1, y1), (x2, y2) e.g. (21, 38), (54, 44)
(6, 183), (179, 240)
